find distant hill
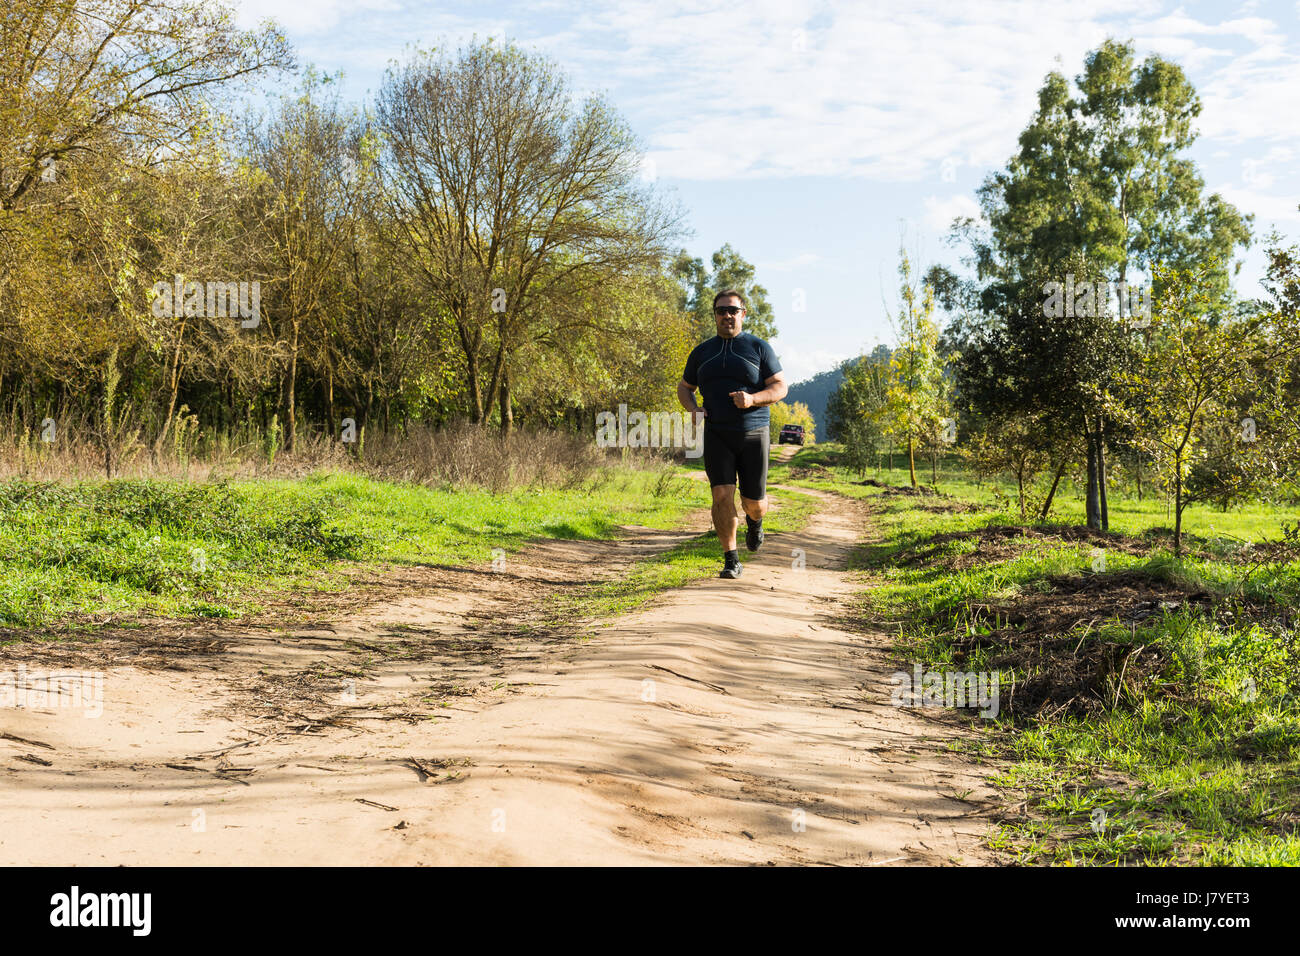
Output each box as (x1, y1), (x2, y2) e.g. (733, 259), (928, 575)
(787, 345), (893, 439)
(786, 365), (845, 436)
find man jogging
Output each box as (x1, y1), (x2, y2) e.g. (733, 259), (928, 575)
(677, 290), (787, 579)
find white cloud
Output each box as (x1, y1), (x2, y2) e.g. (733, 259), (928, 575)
(540, 0), (1300, 185)
(1214, 184), (1300, 226)
(228, 0), (1300, 237)
(234, 0), (402, 34)
(535, 0), (1121, 180)
(768, 343), (849, 384)
(758, 252), (822, 272)
(921, 194), (981, 234)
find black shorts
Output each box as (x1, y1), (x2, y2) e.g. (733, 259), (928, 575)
(703, 425), (769, 500)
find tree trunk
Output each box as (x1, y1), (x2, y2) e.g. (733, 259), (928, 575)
(101, 346), (119, 479)
(325, 361), (336, 442)
(498, 361), (513, 436)
(1174, 452), (1184, 555)
(360, 379), (374, 459)
(1040, 459), (1066, 521)
(283, 319), (300, 454)
(1086, 430), (1101, 530)
(456, 317), (484, 424)
(907, 437), (917, 488)
(483, 341), (507, 430)
(1096, 415), (1110, 531)
(467, 361), (482, 423)
(154, 325), (187, 458)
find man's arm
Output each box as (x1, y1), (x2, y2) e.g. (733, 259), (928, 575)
(677, 379), (704, 415)
(730, 372), (788, 409)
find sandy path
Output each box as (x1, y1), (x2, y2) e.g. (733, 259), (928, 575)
(0, 480), (1000, 866)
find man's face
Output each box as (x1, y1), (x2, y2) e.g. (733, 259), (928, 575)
(713, 295), (745, 338)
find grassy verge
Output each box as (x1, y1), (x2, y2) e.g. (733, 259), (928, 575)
(0, 465), (705, 632)
(791, 444), (1300, 865)
(546, 478), (819, 624)
(774, 442), (1298, 539)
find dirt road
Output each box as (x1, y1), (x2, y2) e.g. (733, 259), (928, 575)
(0, 476), (1000, 865)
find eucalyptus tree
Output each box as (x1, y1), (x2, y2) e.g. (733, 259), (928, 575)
(951, 39), (1251, 529)
(671, 243), (778, 343)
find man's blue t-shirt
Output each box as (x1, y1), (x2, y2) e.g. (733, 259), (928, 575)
(682, 332), (783, 432)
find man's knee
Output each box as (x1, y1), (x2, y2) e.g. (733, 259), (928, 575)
(741, 495), (767, 518)
(711, 484), (736, 506)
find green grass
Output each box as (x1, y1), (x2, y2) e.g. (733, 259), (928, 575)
(0, 466), (707, 631)
(546, 483), (819, 623)
(792, 443), (1300, 866)
(774, 442), (1300, 541)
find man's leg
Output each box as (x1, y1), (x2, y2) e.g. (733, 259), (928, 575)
(738, 427), (771, 551)
(702, 425), (744, 577)
(711, 483), (740, 551)
(740, 494), (768, 522)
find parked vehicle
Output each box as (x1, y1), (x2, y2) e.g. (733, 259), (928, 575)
(779, 424), (805, 445)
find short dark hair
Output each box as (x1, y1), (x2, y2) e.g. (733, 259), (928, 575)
(712, 289), (746, 310)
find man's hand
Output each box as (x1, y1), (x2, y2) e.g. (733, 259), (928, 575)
(740, 373), (788, 410)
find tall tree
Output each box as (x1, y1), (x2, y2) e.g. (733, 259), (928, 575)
(0, 0), (292, 213)
(955, 38), (1252, 528)
(672, 243), (777, 342)
(378, 40), (680, 431)
(245, 71), (364, 453)
(884, 246), (944, 488)
(0, 0), (290, 458)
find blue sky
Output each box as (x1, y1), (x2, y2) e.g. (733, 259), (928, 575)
(234, 0), (1300, 384)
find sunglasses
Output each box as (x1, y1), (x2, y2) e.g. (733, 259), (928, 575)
(713, 306), (743, 317)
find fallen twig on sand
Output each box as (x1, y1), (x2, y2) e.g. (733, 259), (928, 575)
(648, 664), (729, 694)
(189, 734), (288, 759)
